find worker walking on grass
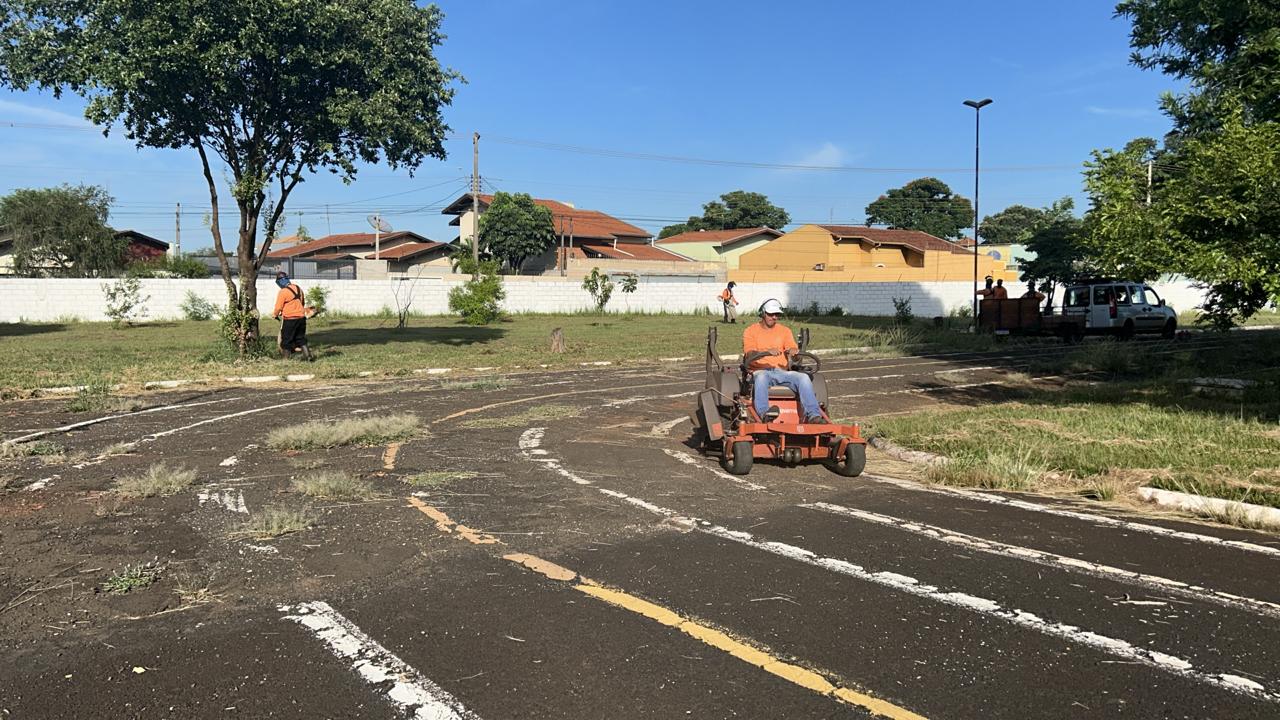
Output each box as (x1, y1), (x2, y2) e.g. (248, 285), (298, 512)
(273, 271), (313, 361)
(743, 298), (824, 424)
(719, 281), (739, 323)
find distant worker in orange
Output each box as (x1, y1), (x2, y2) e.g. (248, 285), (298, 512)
(272, 271), (313, 361)
(1022, 280), (1046, 302)
(742, 299), (824, 424)
(992, 278), (1009, 299)
(719, 281), (739, 323)
(976, 275), (996, 298)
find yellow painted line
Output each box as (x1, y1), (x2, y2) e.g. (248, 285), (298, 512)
(504, 553), (927, 720)
(382, 442), (401, 471)
(406, 496), (501, 545)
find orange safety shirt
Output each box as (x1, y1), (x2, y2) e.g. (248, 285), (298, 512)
(743, 321), (797, 371)
(719, 288), (738, 304)
(274, 283), (306, 319)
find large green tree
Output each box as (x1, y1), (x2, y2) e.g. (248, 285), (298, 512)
(864, 177), (973, 240)
(0, 184), (125, 277)
(979, 205), (1045, 245)
(1019, 198), (1089, 306)
(479, 192), (556, 274)
(0, 0), (458, 351)
(658, 190), (790, 239)
(1117, 0), (1280, 133)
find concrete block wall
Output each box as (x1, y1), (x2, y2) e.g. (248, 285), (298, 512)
(0, 276), (1208, 323)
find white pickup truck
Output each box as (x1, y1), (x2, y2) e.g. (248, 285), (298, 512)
(1061, 280), (1177, 339)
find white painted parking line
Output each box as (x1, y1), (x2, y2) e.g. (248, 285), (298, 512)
(865, 474), (1280, 558)
(691, 520), (1279, 704)
(518, 432), (1280, 704)
(663, 448), (766, 491)
(9, 396), (243, 443)
(803, 502), (1280, 619)
(135, 396), (343, 444)
(282, 601), (482, 720)
(197, 487), (248, 514)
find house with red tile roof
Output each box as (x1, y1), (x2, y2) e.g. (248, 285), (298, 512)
(265, 230), (452, 274)
(654, 227), (782, 269)
(733, 224), (1013, 282)
(441, 192), (693, 273)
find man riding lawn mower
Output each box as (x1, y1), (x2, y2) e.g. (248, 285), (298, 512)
(690, 298), (867, 477)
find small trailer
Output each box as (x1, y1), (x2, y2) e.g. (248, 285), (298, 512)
(979, 297), (1083, 341)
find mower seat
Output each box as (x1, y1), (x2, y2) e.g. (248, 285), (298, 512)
(747, 373), (829, 407)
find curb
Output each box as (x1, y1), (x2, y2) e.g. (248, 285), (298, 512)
(867, 436), (949, 466)
(23, 342), (885, 397)
(1138, 486), (1280, 527)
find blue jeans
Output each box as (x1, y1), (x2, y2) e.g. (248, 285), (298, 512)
(753, 368), (822, 419)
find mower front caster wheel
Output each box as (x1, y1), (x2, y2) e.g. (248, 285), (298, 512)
(720, 440), (754, 475)
(828, 442), (866, 477)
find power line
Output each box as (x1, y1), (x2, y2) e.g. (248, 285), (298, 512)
(485, 134), (1080, 174)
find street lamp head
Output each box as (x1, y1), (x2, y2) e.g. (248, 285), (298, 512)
(963, 98), (993, 109)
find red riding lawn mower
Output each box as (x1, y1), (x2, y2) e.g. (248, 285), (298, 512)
(690, 326), (867, 477)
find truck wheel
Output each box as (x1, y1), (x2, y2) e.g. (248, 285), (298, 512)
(1119, 320), (1135, 340)
(827, 442), (866, 477)
(1162, 319), (1176, 339)
(720, 441), (753, 475)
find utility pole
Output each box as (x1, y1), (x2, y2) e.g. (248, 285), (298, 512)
(471, 132), (481, 274)
(374, 210), (382, 260)
(1152, 160), (1162, 207)
(325, 204), (332, 236)
(174, 202), (181, 257)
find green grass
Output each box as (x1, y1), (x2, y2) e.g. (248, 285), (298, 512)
(112, 463), (198, 498)
(234, 506), (315, 539)
(66, 380), (143, 413)
(266, 414), (420, 450)
(0, 440), (64, 459)
(1179, 309), (1280, 328)
(403, 470), (478, 488)
(102, 562), (163, 593)
(291, 470), (376, 500)
(0, 314), (1003, 390)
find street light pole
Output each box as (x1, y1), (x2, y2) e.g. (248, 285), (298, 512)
(963, 98), (992, 325)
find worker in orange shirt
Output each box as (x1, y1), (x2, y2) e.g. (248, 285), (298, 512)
(742, 298), (824, 423)
(992, 278), (1009, 299)
(272, 271), (312, 361)
(719, 281), (739, 323)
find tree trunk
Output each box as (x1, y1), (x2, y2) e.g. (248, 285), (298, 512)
(234, 202), (262, 355)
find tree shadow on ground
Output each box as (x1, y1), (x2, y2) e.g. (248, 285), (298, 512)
(0, 323), (66, 337)
(308, 324), (505, 348)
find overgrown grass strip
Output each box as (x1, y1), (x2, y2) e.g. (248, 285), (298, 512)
(267, 414), (420, 450)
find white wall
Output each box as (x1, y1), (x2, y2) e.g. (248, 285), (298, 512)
(0, 276), (1210, 323)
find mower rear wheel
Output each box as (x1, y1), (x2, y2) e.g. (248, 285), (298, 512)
(720, 440), (754, 475)
(828, 442), (866, 477)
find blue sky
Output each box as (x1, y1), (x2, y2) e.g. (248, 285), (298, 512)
(0, 0), (1182, 247)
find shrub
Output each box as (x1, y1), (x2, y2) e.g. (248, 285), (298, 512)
(826, 305), (845, 316)
(307, 285), (329, 316)
(291, 470), (375, 500)
(101, 277), (149, 327)
(891, 296), (914, 325)
(127, 255), (209, 278)
(448, 260), (505, 325)
(582, 268), (614, 312)
(180, 291), (219, 321)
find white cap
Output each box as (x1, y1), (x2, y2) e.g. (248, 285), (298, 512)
(759, 298), (783, 315)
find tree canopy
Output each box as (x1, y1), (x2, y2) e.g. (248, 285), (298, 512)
(1117, 0), (1280, 131)
(659, 190), (790, 238)
(864, 177), (973, 240)
(979, 205), (1045, 245)
(0, 184), (125, 277)
(0, 0), (459, 350)
(479, 192), (557, 273)
(1019, 197), (1089, 303)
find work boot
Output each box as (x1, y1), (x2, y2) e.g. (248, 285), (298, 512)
(803, 414), (826, 424)
(761, 405), (781, 422)
(300, 345), (314, 362)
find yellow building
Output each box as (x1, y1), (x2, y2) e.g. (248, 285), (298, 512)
(731, 224), (1014, 282)
(653, 227), (782, 269)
